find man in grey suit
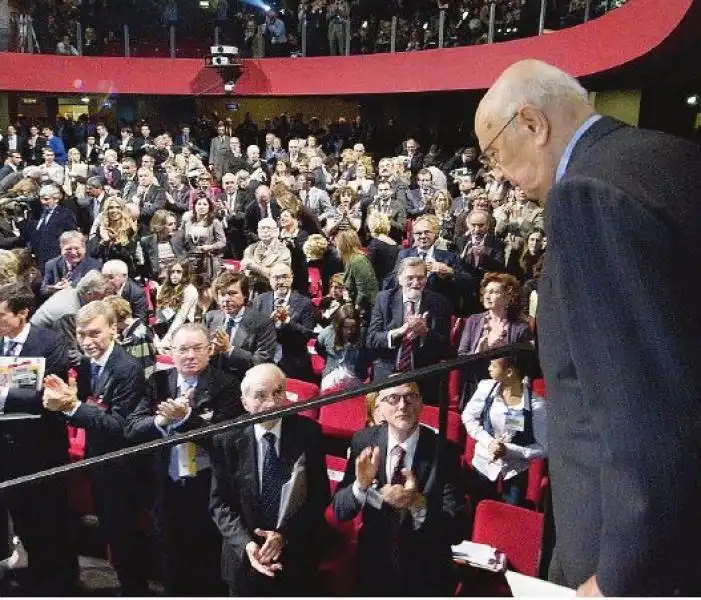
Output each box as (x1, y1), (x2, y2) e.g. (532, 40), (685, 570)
(208, 123), (230, 182)
(206, 271), (277, 382)
(476, 59), (701, 596)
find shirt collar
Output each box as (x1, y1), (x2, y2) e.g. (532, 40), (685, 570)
(254, 419), (282, 443)
(555, 114), (602, 183)
(274, 290), (292, 305)
(387, 425), (420, 456)
(177, 372), (199, 389)
(416, 245), (435, 260)
(92, 341), (115, 367)
(8, 323), (31, 344)
(225, 307), (246, 322)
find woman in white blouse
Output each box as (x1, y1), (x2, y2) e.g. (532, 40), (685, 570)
(462, 354), (547, 506)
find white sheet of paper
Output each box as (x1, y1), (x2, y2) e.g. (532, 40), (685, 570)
(276, 453), (307, 529)
(505, 570), (575, 597)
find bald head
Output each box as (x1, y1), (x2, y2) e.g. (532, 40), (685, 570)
(475, 60), (595, 203)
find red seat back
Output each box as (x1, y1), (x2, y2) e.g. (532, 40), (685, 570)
(286, 378), (321, 420)
(472, 499), (544, 577)
(223, 259), (241, 271)
(419, 405), (464, 445)
(532, 378), (546, 398)
(319, 394), (367, 441)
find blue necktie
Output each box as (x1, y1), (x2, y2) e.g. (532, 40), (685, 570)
(226, 317), (236, 337)
(36, 207), (51, 230)
(3, 340), (19, 357)
(260, 432), (284, 530)
(90, 362), (102, 392)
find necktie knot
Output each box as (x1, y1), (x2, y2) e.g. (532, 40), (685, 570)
(263, 431), (277, 448)
(390, 445), (406, 485)
(4, 340), (19, 356)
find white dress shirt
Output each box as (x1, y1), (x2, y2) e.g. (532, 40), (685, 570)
(0, 324), (32, 411)
(64, 342), (116, 417)
(254, 420), (282, 489)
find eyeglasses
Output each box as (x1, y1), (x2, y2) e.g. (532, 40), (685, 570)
(379, 392), (421, 406)
(173, 344), (208, 355)
(250, 388), (286, 402)
(413, 229), (434, 237)
(478, 112), (518, 170)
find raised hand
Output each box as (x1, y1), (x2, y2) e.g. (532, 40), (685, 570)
(356, 446), (380, 489)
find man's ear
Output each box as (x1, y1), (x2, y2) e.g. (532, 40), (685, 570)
(517, 106), (551, 148)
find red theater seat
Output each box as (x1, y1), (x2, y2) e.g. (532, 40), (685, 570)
(308, 339), (326, 378)
(319, 394), (367, 441)
(532, 378), (546, 398)
(419, 405), (465, 445)
(471, 500), (544, 577)
(285, 378), (321, 420)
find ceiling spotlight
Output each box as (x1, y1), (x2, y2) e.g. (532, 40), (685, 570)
(199, 0), (209, 8)
(686, 94), (699, 107)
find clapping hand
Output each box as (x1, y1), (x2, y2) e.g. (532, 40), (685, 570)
(51, 277), (71, 291)
(380, 469), (425, 510)
(271, 305), (289, 324)
(356, 446), (381, 489)
(155, 394), (191, 426)
(488, 438), (507, 460)
(43, 374), (78, 412)
(406, 312), (429, 339)
(210, 329), (230, 355)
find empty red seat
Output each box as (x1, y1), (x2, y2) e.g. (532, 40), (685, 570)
(319, 394), (367, 441)
(308, 339), (325, 378)
(419, 405), (465, 445)
(471, 499), (545, 577)
(285, 378), (321, 420)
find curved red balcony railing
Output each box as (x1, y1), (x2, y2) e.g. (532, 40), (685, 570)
(0, 0), (696, 96)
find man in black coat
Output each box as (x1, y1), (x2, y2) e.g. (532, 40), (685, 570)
(42, 300), (149, 596)
(476, 59), (701, 596)
(244, 185), (281, 246)
(126, 323), (244, 597)
(205, 271), (277, 382)
(332, 380), (464, 596)
(40, 230), (103, 299)
(0, 283), (79, 595)
(101, 259), (148, 321)
(251, 263), (316, 382)
(368, 257), (453, 397)
(209, 363), (330, 596)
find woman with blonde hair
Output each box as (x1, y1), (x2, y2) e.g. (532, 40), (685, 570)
(63, 147), (89, 198)
(335, 229), (378, 321)
(88, 196), (140, 275)
(302, 233), (344, 293)
(0, 249), (19, 283)
(428, 189), (456, 250)
(155, 259), (199, 352)
(366, 211), (399, 285)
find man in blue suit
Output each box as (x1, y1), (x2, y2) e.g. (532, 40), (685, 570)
(476, 59), (701, 596)
(42, 125), (66, 165)
(388, 214), (474, 314)
(22, 183), (78, 273)
(40, 230), (102, 298)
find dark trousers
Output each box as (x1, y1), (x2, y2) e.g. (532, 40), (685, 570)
(158, 471), (226, 597)
(91, 464), (149, 596)
(470, 468), (530, 507)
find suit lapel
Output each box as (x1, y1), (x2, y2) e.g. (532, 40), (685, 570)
(237, 427), (262, 519)
(231, 310), (250, 348)
(412, 426), (436, 492)
(390, 289), (405, 330)
(278, 418), (299, 484)
(191, 367), (213, 411)
(167, 368), (178, 398)
(377, 424), (390, 486)
(95, 347), (118, 395)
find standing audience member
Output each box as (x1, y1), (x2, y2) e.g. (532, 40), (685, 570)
(155, 260), (199, 352)
(181, 195), (226, 281)
(241, 218), (292, 297)
(88, 197), (140, 276)
(101, 259), (149, 322)
(209, 363), (329, 596)
(278, 207), (310, 295)
(303, 233), (344, 293)
(335, 229), (378, 321)
(365, 212), (400, 290)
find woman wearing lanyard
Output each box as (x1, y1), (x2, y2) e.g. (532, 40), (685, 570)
(462, 353), (547, 506)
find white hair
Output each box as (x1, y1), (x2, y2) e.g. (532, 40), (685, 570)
(258, 217), (278, 230)
(59, 230), (85, 247)
(39, 184), (60, 198)
(483, 60), (591, 124)
(102, 260), (128, 276)
(76, 270), (108, 297)
(241, 363), (286, 399)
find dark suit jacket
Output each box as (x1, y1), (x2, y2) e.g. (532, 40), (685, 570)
(333, 424), (464, 596)
(138, 232), (187, 280)
(91, 164), (123, 190)
(209, 415), (330, 594)
(244, 200), (281, 245)
(538, 116), (701, 596)
(367, 288), (454, 381)
(40, 255), (103, 298)
(456, 234), (506, 275)
(23, 205), (78, 273)
(204, 308), (277, 379)
(69, 345), (145, 458)
(0, 326), (70, 478)
(390, 247), (474, 313)
(251, 291), (315, 381)
(136, 186), (167, 234)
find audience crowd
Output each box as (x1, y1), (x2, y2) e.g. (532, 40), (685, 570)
(10, 0), (620, 57)
(0, 110), (547, 596)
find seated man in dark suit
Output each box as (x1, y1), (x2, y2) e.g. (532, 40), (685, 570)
(126, 323), (243, 597)
(101, 259), (148, 322)
(251, 263), (316, 382)
(388, 214), (474, 314)
(0, 283), (79, 595)
(209, 363), (330, 596)
(403, 168), (436, 217)
(40, 230), (102, 298)
(333, 380), (465, 596)
(206, 271), (277, 382)
(42, 300), (149, 596)
(22, 183), (78, 273)
(368, 257), (453, 400)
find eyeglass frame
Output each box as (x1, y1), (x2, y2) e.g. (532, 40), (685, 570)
(378, 391), (422, 407)
(478, 112), (519, 170)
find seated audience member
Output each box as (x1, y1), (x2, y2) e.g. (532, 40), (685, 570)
(126, 323), (243, 597)
(270, 159), (295, 189)
(325, 186), (362, 236)
(251, 263), (316, 382)
(404, 168), (436, 217)
(316, 303), (369, 390)
(132, 167), (168, 235)
(452, 174), (477, 216)
(209, 363), (329, 596)
(428, 190), (456, 250)
(206, 271), (277, 381)
(332, 380), (465, 596)
(181, 194), (226, 281)
(302, 233), (344, 293)
(458, 272), (532, 404)
(455, 190), (491, 239)
(367, 257), (453, 399)
(42, 301), (149, 596)
(174, 145), (205, 179)
(496, 186), (544, 238)
(103, 295), (157, 380)
(155, 260), (199, 352)
(23, 183), (78, 273)
(101, 259), (148, 322)
(241, 217), (292, 297)
(278, 207), (310, 295)
(41, 230), (102, 298)
(187, 171), (222, 212)
(88, 197), (140, 276)
(91, 149), (123, 193)
(0, 283), (79, 596)
(139, 209), (187, 281)
(244, 185), (281, 245)
(366, 211), (400, 286)
(390, 214), (472, 314)
(336, 229), (379, 322)
(513, 227), (545, 283)
(366, 180), (407, 244)
(462, 354), (547, 506)
(316, 273), (350, 326)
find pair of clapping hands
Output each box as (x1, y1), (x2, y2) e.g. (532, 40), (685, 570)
(398, 311), (429, 341)
(42, 374), (79, 412)
(153, 390), (192, 428)
(355, 446), (425, 511)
